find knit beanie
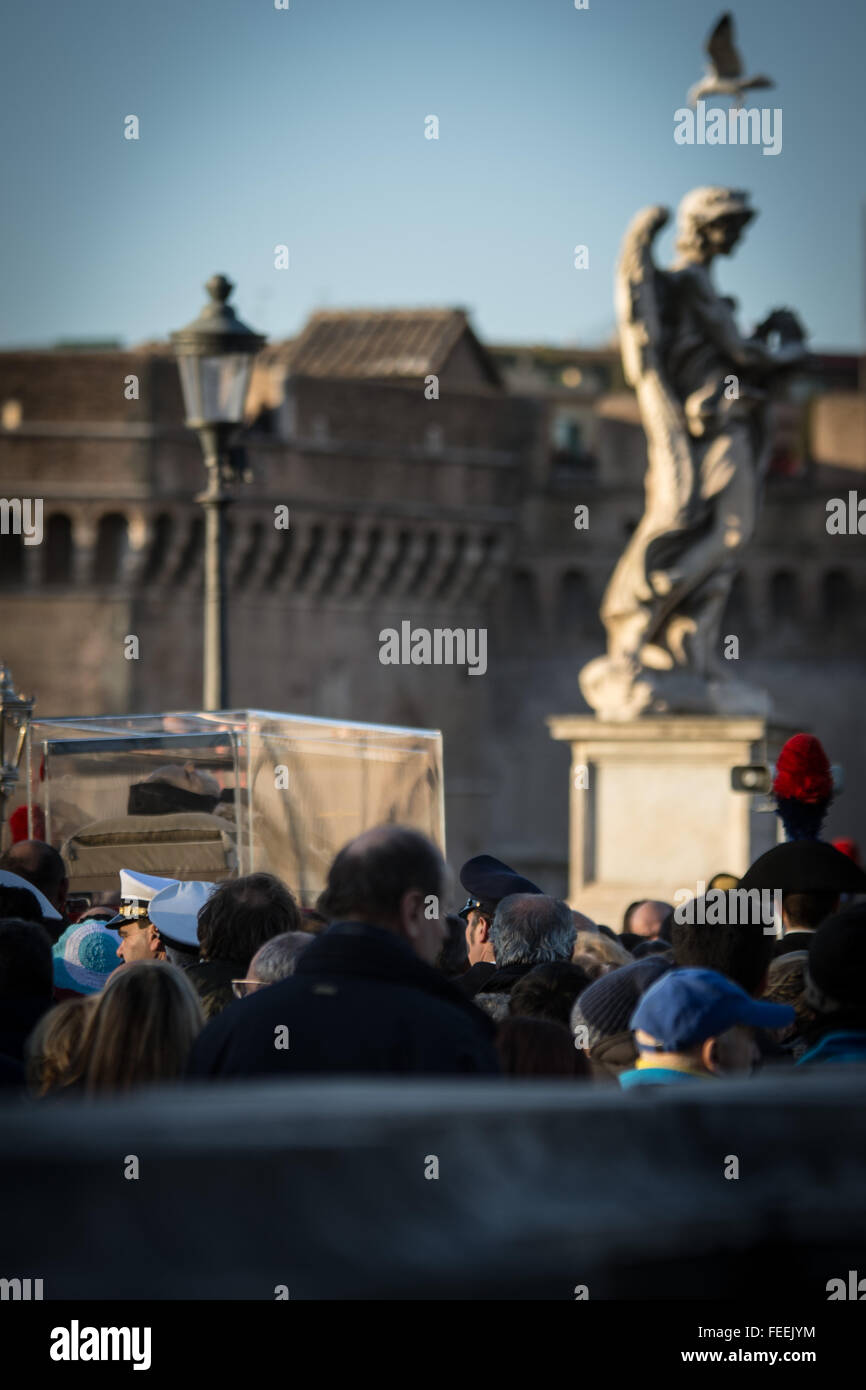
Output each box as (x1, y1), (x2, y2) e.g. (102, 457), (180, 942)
(570, 956), (673, 1050)
(52, 921), (121, 994)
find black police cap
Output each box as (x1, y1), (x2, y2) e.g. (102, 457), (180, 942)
(458, 854), (543, 920)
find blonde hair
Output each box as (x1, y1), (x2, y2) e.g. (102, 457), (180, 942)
(572, 930), (632, 980)
(81, 960), (204, 1094)
(26, 996), (96, 1097)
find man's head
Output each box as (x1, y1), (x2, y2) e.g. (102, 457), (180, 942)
(782, 891), (838, 933)
(318, 825), (446, 964)
(116, 914), (163, 965)
(197, 873), (301, 966)
(631, 968), (795, 1077)
(624, 900), (672, 940)
(107, 869), (176, 964)
(570, 955), (673, 1076)
(464, 906), (494, 966)
(490, 894), (576, 969)
(458, 854), (543, 965)
(671, 896), (774, 996)
(247, 930), (315, 989)
(0, 918), (53, 1000)
(1, 841), (68, 915)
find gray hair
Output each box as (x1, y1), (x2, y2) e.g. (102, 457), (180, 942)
(490, 894), (576, 968)
(249, 931), (315, 984)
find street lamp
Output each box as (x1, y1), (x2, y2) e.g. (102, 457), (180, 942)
(0, 663), (34, 848)
(171, 274), (265, 711)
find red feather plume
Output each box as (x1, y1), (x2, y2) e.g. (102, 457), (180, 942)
(772, 733), (833, 805)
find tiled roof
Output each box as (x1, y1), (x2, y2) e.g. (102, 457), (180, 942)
(263, 308), (500, 384)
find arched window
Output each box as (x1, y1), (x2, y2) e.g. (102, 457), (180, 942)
(92, 513), (128, 584)
(43, 514), (73, 585)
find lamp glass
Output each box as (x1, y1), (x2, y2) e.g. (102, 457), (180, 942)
(177, 353), (254, 426)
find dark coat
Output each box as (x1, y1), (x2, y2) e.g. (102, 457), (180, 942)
(773, 931), (814, 958)
(458, 961), (535, 999)
(457, 961), (497, 997)
(188, 921), (500, 1079)
(185, 958), (248, 1020)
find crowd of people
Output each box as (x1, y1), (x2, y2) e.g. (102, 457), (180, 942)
(1, 802), (866, 1098)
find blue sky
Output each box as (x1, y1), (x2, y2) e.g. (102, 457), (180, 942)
(1, 0), (863, 351)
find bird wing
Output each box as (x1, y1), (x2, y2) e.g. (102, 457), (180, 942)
(707, 12), (743, 79)
(741, 74), (775, 91)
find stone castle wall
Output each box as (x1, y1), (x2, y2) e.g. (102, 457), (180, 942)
(0, 348), (863, 903)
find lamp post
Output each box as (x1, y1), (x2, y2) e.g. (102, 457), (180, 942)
(0, 663), (34, 848)
(171, 275), (265, 711)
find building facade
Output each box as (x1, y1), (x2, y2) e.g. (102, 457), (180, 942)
(0, 311), (863, 898)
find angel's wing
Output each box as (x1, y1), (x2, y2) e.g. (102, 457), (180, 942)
(707, 12), (742, 80)
(615, 205), (694, 519)
(615, 204), (670, 388)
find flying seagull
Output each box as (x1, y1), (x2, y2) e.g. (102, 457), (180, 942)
(688, 12), (775, 108)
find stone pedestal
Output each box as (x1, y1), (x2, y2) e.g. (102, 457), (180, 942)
(547, 715), (795, 925)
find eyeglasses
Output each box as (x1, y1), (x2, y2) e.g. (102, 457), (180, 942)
(231, 979), (263, 998)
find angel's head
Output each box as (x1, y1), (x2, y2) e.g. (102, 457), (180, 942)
(675, 187), (755, 264)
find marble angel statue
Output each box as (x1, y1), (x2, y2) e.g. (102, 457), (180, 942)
(580, 186), (808, 720)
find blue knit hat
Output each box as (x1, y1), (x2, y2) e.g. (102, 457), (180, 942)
(52, 921), (121, 994)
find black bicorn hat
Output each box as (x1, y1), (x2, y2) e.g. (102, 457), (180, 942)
(739, 840), (866, 895)
(457, 854), (543, 921)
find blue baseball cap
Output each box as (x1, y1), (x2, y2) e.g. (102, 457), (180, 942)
(630, 968), (795, 1052)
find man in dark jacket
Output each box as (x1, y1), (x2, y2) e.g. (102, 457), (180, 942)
(456, 854), (543, 998)
(188, 825), (499, 1078)
(466, 893), (577, 1020)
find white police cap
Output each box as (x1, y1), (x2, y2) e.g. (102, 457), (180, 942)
(118, 869), (176, 907)
(148, 879), (217, 950)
